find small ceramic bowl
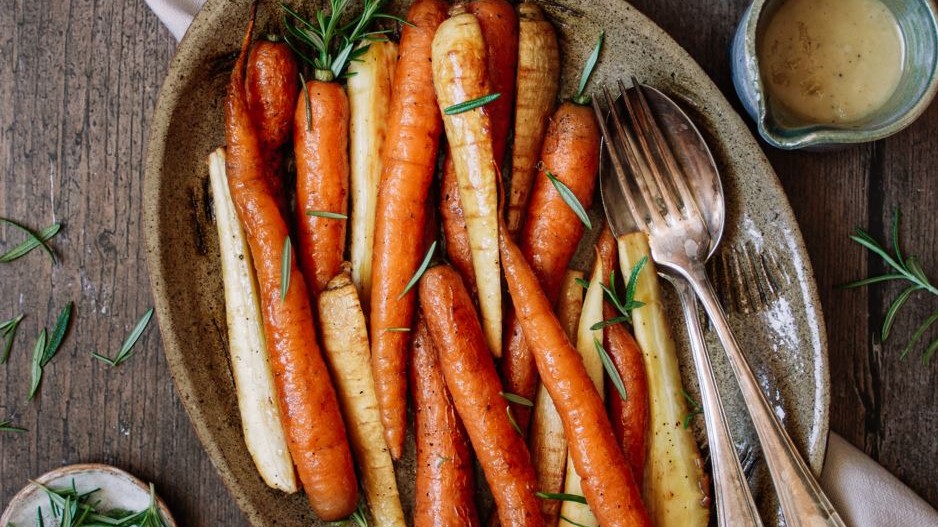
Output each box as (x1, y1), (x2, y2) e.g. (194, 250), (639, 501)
(731, 0), (938, 149)
(0, 464), (177, 526)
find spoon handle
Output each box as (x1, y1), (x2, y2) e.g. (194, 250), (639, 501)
(682, 266), (845, 527)
(667, 275), (764, 527)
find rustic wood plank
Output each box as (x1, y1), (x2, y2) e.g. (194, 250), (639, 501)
(0, 0), (243, 524)
(871, 99), (938, 506)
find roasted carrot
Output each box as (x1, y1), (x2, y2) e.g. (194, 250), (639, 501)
(369, 0), (448, 460)
(294, 81), (349, 296)
(226, 8), (357, 519)
(412, 312), (480, 527)
(440, 152), (478, 297)
(433, 9), (502, 357)
(498, 222), (651, 527)
(529, 270), (583, 527)
(500, 101), (601, 431)
(597, 227), (649, 480)
(468, 0), (518, 165)
(507, 2), (560, 236)
(420, 265), (543, 527)
(245, 38), (298, 214)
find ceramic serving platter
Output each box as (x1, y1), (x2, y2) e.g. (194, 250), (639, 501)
(143, 1), (830, 525)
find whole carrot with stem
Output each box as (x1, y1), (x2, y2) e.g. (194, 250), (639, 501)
(498, 216), (651, 527)
(432, 7), (503, 356)
(286, 0), (389, 297)
(369, 0), (448, 460)
(226, 6), (357, 519)
(420, 265), (544, 527)
(597, 226), (649, 479)
(500, 34), (604, 433)
(411, 312), (480, 527)
(507, 2), (560, 237)
(245, 37), (299, 215)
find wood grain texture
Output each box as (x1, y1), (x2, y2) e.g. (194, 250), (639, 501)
(0, 1), (934, 526)
(0, 0), (243, 524)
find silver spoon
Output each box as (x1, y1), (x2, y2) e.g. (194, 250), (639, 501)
(599, 85), (763, 527)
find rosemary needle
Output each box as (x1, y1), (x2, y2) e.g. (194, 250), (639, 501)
(92, 308), (155, 367)
(1, 313), (25, 364)
(0, 419), (26, 433)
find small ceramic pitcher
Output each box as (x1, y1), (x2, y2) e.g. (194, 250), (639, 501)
(731, 0), (938, 149)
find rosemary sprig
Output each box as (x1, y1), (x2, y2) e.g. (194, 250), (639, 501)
(0, 218), (60, 264)
(443, 93), (501, 115)
(33, 480), (169, 526)
(500, 391), (534, 407)
(0, 419), (26, 433)
(283, 0), (390, 82)
(572, 30), (605, 105)
(546, 171), (591, 229)
(281, 236), (293, 302)
(0, 222), (61, 263)
(398, 241), (436, 299)
(92, 308), (155, 367)
(1, 313), (24, 364)
(595, 337), (627, 401)
(306, 210), (348, 220)
(682, 389), (703, 429)
(597, 257), (647, 325)
(843, 209), (938, 363)
(536, 491), (588, 504)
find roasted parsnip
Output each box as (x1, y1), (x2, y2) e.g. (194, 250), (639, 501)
(207, 148), (296, 493)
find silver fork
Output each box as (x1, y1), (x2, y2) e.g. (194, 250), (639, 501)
(595, 79), (845, 527)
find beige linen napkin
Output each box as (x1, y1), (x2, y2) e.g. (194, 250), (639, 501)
(145, 2), (938, 526)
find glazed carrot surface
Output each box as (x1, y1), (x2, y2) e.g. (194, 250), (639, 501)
(245, 38), (298, 214)
(597, 227), (649, 480)
(499, 224), (651, 527)
(500, 101), (601, 432)
(369, 0), (448, 460)
(411, 313), (480, 527)
(294, 80), (350, 297)
(419, 265), (543, 527)
(225, 9), (357, 521)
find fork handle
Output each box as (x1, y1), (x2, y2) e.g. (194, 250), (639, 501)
(682, 266), (846, 527)
(669, 276), (764, 527)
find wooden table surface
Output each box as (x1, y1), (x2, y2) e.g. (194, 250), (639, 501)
(1, 0), (935, 524)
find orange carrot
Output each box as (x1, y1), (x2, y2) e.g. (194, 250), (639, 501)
(440, 152), (478, 297)
(597, 227), (649, 480)
(412, 312), (480, 527)
(294, 80), (349, 297)
(468, 0), (518, 166)
(369, 0), (449, 460)
(500, 101), (601, 432)
(246, 38), (298, 213)
(419, 265), (544, 527)
(498, 221), (651, 527)
(225, 8), (357, 520)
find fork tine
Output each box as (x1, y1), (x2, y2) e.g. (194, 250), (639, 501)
(594, 89), (646, 232)
(606, 82), (666, 227)
(620, 79), (682, 219)
(630, 79), (705, 222)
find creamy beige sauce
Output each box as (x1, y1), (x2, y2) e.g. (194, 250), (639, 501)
(759, 0), (904, 124)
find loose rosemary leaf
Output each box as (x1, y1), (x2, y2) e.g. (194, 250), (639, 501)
(0, 223), (61, 263)
(546, 171), (591, 230)
(92, 308), (155, 367)
(443, 93), (501, 115)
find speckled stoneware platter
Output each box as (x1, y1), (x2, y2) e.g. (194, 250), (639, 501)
(0, 464), (177, 526)
(143, 1), (830, 525)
